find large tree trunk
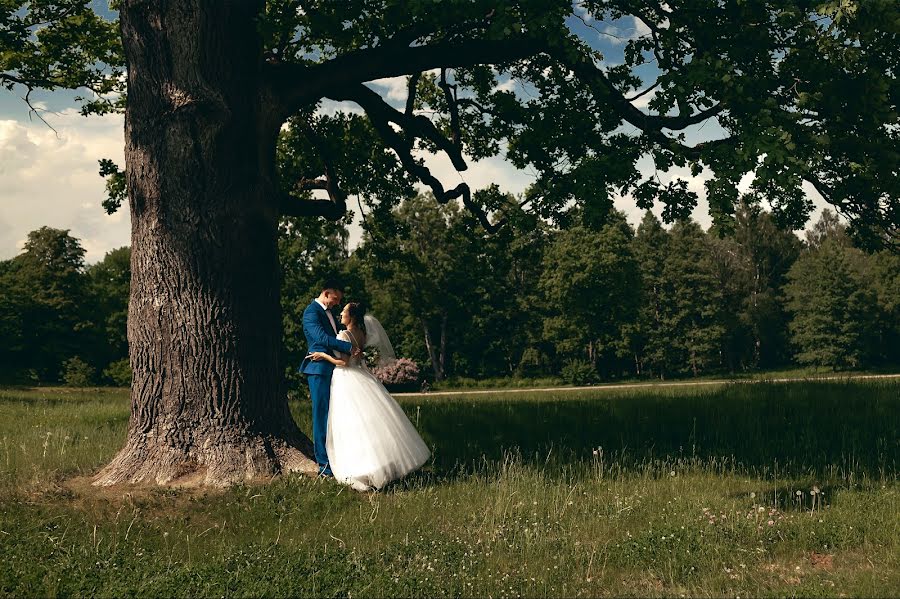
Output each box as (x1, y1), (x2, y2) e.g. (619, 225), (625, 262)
(94, 1), (316, 487)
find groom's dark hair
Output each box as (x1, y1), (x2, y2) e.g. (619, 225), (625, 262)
(320, 278), (344, 293)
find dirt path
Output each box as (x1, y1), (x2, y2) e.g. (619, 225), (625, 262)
(394, 372), (900, 398)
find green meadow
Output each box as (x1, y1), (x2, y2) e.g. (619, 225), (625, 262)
(1, 380), (898, 597)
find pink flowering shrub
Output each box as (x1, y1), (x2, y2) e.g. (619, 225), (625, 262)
(371, 358), (420, 386)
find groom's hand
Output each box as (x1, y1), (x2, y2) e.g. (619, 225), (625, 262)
(351, 348), (363, 357)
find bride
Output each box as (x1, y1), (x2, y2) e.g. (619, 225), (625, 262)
(309, 302), (430, 492)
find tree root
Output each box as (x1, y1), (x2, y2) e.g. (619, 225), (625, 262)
(92, 432), (319, 487)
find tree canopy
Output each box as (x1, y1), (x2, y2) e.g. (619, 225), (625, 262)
(4, 0), (897, 247)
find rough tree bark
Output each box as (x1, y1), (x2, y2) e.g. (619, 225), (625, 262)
(94, 1), (316, 486)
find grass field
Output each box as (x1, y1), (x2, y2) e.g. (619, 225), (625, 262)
(1, 381), (898, 597)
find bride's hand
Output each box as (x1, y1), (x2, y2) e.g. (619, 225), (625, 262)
(310, 352), (326, 361)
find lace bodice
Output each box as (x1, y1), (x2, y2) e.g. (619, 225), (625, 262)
(337, 329), (366, 368)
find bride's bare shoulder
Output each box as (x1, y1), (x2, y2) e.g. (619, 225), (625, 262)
(345, 328), (365, 347)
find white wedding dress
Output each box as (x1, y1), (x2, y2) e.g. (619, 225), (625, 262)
(326, 329), (430, 491)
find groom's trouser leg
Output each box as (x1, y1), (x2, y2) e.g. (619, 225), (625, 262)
(308, 372), (333, 468)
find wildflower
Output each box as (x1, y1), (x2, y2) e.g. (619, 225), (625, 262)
(749, 492), (755, 499)
(670, 470), (676, 477)
(767, 520), (774, 526)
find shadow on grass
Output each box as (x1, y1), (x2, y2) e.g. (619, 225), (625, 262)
(0, 386), (130, 405)
(407, 381), (899, 480)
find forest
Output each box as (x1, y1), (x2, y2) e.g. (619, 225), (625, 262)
(3, 196), (898, 389)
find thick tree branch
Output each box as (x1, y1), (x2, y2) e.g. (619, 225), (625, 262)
(330, 83), (502, 232)
(296, 178), (328, 191)
(625, 79), (660, 102)
(456, 97), (498, 117)
(806, 176), (839, 208)
(0, 72), (55, 89)
(279, 194), (346, 219)
(439, 68), (462, 147)
(332, 84), (468, 171)
(299, 120), (347, 214)
(405, 72), (421, 117)
(278, 122), (347, 221)
(266, 36), (543, 120)
(266, 29), (735, 227)
(544, 43), (724, 132)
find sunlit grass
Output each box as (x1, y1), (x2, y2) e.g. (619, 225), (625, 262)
(1, 381), (898, 597)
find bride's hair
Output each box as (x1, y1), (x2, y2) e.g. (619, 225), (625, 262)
(346, 302), (367, 333)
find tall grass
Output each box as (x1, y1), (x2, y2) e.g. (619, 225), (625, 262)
(1, 381), (897, 597)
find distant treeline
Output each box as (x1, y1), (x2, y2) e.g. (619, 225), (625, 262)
(2, 196), (898, 387)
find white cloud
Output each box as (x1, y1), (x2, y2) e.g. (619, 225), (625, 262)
(367, 76), (409, 103)
(801, 181), (831, 228)
(631, 16), (652, 39)
(629, 86), (658, 110)
(316, 99), (365, 117)
(365, 69), (441, 107)
(0, 110), (127, 264)
(612, 158), (714, 230)
(493, 77), (517, 94)
(573, 3), (594, 24)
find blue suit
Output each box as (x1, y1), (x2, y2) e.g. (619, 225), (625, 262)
(301, 300), (353, 473)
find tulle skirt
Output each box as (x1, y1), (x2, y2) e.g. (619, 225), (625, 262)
(326, 365), (430, 490)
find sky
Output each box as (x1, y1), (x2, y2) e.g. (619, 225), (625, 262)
(0, 8), (828, 264)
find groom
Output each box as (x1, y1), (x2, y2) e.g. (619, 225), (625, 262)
(300, 279), (355, 477)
